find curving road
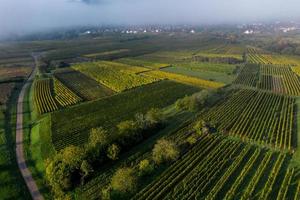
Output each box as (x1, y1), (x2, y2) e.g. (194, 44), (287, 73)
(16, 55), (44, 200)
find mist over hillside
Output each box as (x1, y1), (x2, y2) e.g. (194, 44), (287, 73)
(1, 0), (300, 39)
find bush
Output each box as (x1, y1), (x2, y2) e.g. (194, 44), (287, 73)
(89, 127), (110, 148)
(111, 167), (137, 194)
(107, 144), (120, 160)
(138, 159), (154, 176)
(175, 90), (212, 112)
(186, 135), (197, 145)
(152, 139), (179, 164)
(80, 160), (93, 183)
(45, 146), (86, 195)
(145, 108), (165, 126)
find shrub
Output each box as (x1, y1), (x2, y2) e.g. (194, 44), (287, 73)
(152, 139), (179, 164)
(111, 167), (137, 194)
(45, 146), (86, 195)
(186, 135), (198, 145)
(89, 127), (110, 148)
(107, 144), (120, 160)
(80, 160), (93, 184)
(138, 159), (154, 176)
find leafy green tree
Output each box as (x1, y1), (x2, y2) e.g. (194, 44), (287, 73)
(175, 96), (190, 111)
(135, 113), (148, 129)
(117, 120), (141, 146)
(45, 145), (85, 195)
(101, 186), (112, 200)
(145, 108), (164, 126)
(89, 127), (109, 148)
(194, 120), (211, 135)
(111, 167), (137, 194)
(107, 144), (120, 160)
(117, 120), (138, 136)
(61, 145), (85, 167)
(186, 135), (197, 145)
(152, 139), (179, 164)
(80, 160), (93, 184)
(138, 159), (154, 176)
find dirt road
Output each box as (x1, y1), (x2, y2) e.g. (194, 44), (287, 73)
(16, 55), (44, 200)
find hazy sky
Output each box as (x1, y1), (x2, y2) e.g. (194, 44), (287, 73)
(0, 0), (299, 37)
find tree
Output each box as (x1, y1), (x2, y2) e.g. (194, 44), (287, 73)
(117, 120), (138, 136)
(107, 144), (120, 160)
(138, 159), (154, 176)
(111, 167), (137, 194)
(175, 96), (190, 111)
(186, 135), (197, 145)
(61, 145), (85, 167)
(117, 120), (140, 146)
(152, 139), (179, 164)
(145, 108), (164, 126)
(194, 121), (203, 135)
(194, 120), (210, 135)
(80, 160), (93, 184)
(135, 113), (148, 129)
(45, 145), (86, 195)
(89, 127), (109, 148)
(46, 157), (72, 192)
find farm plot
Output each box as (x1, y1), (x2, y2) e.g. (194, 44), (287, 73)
(53, 78), (82, 107)
(50, 81), (200, 150)
(234, 64), (300, 95)
(54, 68), (114, 100)
(0, 83), (15, 105)
(172, 62), (237, 74)
(0, 66), (32, 81)
(33, 79), (58, 114)
(233, 64), (260, 87)
(143, 70), (224, 89)
(115, 58), (170, 69)
(202, 89), (295, 150)
(247, 48), (300, 66)
(292, 66), (300, 77)
(73, 61), (158, 92)
(84, 49), (130, 58)
(75, 105), (200, 200)
(133, 136), (294, 200)
(162, 61), (237, 84)
(258, 65), (300, 95)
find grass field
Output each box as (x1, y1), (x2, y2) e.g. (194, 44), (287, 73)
(143, 70), (225, 88)
(162, 66), (236, 84)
